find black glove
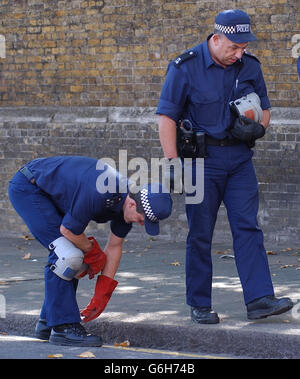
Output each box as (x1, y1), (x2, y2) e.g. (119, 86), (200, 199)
(231, 115), (265, 142)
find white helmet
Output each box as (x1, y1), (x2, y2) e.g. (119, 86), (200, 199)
(230, 92), (263, 122)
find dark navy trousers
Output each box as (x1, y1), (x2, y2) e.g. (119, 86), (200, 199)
(8, 171), (81, 327)
(185, 143), (274, 308)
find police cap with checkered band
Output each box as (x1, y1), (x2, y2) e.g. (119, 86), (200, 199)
(135, 183), (172, 236)
(214, 10), (257, 43)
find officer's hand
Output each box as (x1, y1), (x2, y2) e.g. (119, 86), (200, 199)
(83, 237), (107, 279)
(163, 157), (183, 194)
(231, 116), (265, 142)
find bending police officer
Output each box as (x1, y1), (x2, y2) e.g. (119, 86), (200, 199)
(8, 155), (172, 345)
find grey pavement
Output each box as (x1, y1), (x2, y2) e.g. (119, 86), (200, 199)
(0, 235), (300, 359)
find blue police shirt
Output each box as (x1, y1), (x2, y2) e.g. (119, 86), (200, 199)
(156, 35), (271, 139)
(26, 156), (132, 238)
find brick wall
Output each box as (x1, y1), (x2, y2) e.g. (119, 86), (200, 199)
(0, 0), (299, 107)
(0, 107), (299, 244)
(0, 1), (299, 243)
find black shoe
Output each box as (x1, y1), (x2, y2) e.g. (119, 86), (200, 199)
(247, 295), (293, 320)
(191, 307), (220, 324)
(49, 323), (103, 347)
(34, 319), (51, 340)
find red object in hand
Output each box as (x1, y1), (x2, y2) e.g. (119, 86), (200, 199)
(81, 275), (118, 323)
(83, 237), (107, 279)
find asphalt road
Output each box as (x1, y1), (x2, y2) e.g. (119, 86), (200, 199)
(1, 237), (299, 359)
(0, 334), (242, 361)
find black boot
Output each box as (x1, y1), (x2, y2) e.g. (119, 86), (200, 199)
(34, 319), (51, 340)
(247, 295), (293, 320)
(191, 307), (220, 324)
(49, 323), (103, 346)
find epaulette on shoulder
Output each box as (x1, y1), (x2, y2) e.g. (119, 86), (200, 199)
(243, 51), (260, 63)
(173, 50), (197, 68)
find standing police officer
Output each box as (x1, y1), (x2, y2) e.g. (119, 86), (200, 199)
(157, 10), (293, 323)
(8, 155), (172, 345)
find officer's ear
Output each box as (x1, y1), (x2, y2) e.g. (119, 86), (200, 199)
(123, 195), (135, 216)
(212, 33), (222, 46)
(127, 197), (137, 210)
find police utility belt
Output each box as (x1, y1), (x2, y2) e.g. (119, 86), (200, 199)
(176, 120), (241, 159)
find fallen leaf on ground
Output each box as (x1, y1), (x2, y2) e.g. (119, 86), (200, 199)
(120, 340), (130, 347)
(77, 351), (96, 358)
(22, 253), (31, 260)
(114, 340), (130, 347)
(280, 264), (295, 269)
(22, 235), (35, 240)
(266, 250), (277, 255)
(170, 261), (181, 266)
(48, 354), (63, 358)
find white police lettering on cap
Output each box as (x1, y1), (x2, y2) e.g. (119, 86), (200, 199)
(236, 24), (250, 33)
